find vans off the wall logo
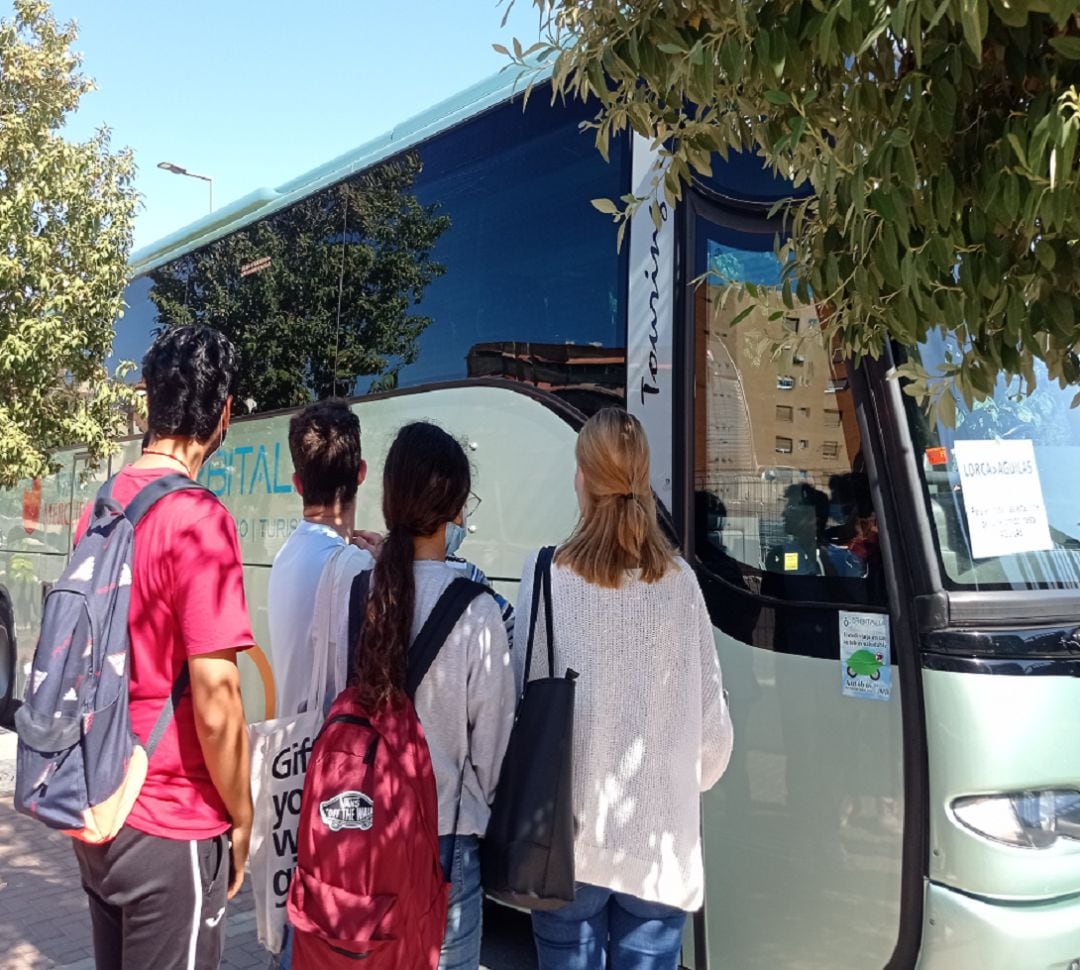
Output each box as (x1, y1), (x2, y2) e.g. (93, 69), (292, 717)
(320, 791), (374, 832)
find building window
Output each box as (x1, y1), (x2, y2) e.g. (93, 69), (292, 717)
(798, 406), (811, 420)
(799, 439), (810, 450)
(776, 404), (793, 423)
(777, 376), (795, 390)
(822, 440), (840, 459)
(824, 409), (842, 427)
(775, 436), (794, 454)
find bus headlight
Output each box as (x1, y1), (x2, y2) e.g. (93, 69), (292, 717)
(951, 790), (1080, 849)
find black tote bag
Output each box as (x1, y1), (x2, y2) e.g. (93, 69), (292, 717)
(482, 546), (577, 910)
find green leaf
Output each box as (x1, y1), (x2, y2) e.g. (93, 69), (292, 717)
(1050, 37), (1080, 60)
(938, 389), (957, 428)
(729, 305), (756, 327)
(1006, 132), (1028, 167)
(591, 197), (619, 215)
(959, 0), (989, 59)
(765, 90), (792, 106)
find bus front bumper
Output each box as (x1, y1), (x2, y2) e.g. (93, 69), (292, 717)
(918, 881), (1080, 970)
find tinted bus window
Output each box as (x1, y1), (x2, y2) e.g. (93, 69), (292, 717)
(691, 211), (887, 634)
(116, 93), (629, 416)
(361, 94), (629, 410)
(109, 276), (157, 377)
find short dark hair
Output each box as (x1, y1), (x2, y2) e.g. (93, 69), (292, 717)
(288, 400), (362, 507)
(142, 326), (237, 441)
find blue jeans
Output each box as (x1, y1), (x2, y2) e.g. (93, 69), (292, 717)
(439, 834), (483, 970)
(277, 923), (293, 969)
(531, 884), (687, 970)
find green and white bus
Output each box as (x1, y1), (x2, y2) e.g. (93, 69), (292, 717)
(2, 66), (1080, 969)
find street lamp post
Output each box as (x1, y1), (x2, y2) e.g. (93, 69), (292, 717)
(157, 161), (214, 213)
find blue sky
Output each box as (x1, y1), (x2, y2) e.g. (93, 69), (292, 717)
(45, 1), (543, 249)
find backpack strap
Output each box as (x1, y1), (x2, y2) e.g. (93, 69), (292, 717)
(404, 577), (489, 701)
(145, 666), (190, 758)
(125, 473), (206, 758)
(346, 569), (372, 678)
(124, 473), (207, 528)
(404, 575), (489, 878)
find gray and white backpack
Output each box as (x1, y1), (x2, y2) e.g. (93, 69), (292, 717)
(14, 473), (204, 842)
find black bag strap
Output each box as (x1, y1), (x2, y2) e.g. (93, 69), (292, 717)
(145, 666), (190, 759)
(541, 549), (556, 677)
(405, 577), (488, 700)
(346, 568), (372, 680)
(522, 546), (556, 688)
(124, 473), (207, 528)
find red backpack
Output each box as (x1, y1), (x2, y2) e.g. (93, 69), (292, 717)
(287, 577), (487, 970)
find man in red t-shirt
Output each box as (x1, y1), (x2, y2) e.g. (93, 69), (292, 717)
(73, 326), (254, 970)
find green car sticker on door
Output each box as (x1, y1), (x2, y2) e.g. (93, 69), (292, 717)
(840, 611), (892, 701)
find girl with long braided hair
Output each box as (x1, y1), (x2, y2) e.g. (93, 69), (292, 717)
(353, 421), (515, 970)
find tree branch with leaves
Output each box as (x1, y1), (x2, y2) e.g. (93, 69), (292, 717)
(505, 0), (1080, 422)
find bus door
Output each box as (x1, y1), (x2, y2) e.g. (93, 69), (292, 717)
(679, 194), (908, 969)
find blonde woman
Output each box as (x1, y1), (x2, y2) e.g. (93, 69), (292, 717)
(514, 408), (733, 970)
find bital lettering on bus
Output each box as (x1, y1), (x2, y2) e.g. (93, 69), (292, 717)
(200, 442), (294, 497)
(640, 200), (669, 405)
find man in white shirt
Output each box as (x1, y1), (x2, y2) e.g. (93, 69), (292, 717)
(268, 399), (376, 718)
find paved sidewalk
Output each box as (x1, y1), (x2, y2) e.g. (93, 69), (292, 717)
(0, 729), (268, 970)
(0, 730), (535, 970)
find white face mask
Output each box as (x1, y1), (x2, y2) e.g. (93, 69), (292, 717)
(445, 514), (467, 558)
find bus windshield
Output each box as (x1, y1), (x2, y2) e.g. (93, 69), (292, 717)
(905, 331), (1080, 590)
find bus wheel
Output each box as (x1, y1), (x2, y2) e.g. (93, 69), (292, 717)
(0, 590), (16, 730)
(870, 670), (881, 681)
(846, 666), (857, 678)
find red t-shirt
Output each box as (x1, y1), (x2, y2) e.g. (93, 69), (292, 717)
(75, 465), (253, 840)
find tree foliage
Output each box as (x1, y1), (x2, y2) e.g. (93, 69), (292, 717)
(507, 0), (1080, 419)
(0, 0), (138, 486)
(147, 153), (449, 412)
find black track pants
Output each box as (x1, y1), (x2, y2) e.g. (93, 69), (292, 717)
(73, 825), (229, 970)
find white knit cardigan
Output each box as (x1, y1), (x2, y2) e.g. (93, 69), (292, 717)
(513, 552), (733, 911)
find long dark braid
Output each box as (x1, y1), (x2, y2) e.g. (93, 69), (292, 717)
(352, 422), (470, 710)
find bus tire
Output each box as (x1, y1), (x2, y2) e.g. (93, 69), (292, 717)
(0, 589), (16, 730)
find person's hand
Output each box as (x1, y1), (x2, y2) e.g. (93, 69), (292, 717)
(228, 822), (251, 899)
(352, 530), (384, 558)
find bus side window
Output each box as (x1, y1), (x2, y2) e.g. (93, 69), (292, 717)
(691, 216), (886, 635)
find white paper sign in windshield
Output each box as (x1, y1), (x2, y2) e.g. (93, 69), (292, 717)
(953, 439), (1053, 559)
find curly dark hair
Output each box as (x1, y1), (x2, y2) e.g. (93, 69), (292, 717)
(288, 400), (362, 508)
(353, 422), (470, 710)
(142, 326), (237, 442)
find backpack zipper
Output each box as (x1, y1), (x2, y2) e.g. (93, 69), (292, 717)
(321, 714), (380, 764)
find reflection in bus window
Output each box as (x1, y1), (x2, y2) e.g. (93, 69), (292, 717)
(905, 331), (1080, 590)
(113, 94), (628, 416)
(692, 218), (886, 612)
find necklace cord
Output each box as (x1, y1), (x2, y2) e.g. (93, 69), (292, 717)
(141, 449), (192, 476)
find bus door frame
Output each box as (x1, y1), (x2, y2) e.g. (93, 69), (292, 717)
(672, 186), (932, 970)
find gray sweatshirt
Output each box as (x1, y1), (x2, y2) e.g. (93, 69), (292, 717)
(410, 560), (516, 837)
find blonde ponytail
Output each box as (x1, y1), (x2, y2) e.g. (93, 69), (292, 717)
(556, 409), (675, 588)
